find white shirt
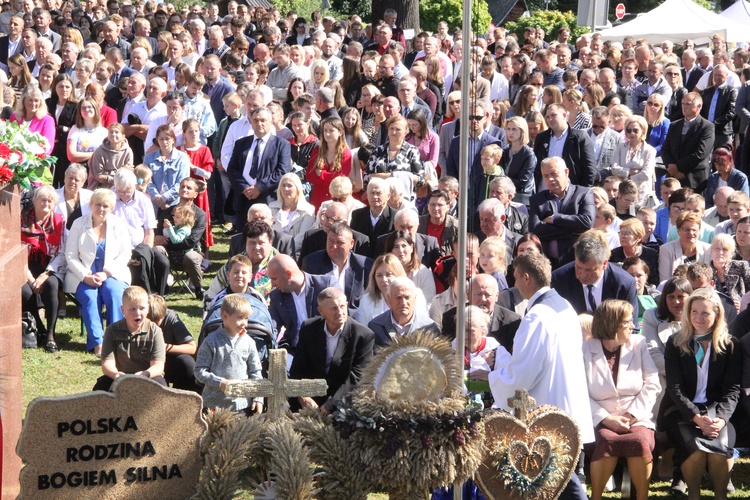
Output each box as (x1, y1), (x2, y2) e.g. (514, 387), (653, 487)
(584, 274), (605, 312)
(591, 129), (606, 161)
(242, 133), (269, 186)
(120, 94), (145, 124)
(330, 257), (351, 290)
(220, 115), (252, 168)
(324, 322), (343, 372)
(390, 312), (414, 336)
(291, 282), (307, 333)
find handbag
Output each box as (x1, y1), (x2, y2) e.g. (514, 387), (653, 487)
(677, 403), (733, 458)
(22, 312), (38, 349)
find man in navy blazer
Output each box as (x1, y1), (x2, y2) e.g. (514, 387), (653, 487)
(368, 277), (440, 348)
(374, 208), (441, 269)
(300, 224), (373, 308)
(529, 158), (595, 264)
(551, 230), (638, 316)
(445, 100), (502, 180)
(0, 15), (23, 69)
(267, 255), (338, 354)
(349, 178), (396, 256)
(289, 287), (375, 412)
(227, 107), (291, 225)
(681, 50), (706, 92)
(533, 103), (596, 188)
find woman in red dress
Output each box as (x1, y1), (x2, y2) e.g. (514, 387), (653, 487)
(180, 118), (214, 252)
(306, 116), (352, 211)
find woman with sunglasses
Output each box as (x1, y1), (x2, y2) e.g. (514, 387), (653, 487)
(611, 115), (656, 206)
(664, 62), (689, 122)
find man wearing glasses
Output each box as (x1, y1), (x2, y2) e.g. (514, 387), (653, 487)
(445, 100), (502, 182)
(297, 202), (371, 263)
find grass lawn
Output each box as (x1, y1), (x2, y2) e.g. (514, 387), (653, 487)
(19, 230), (750, 498)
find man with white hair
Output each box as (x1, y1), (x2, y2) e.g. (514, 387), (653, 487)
(350, 178), (396, 254)
(375, 208), (441, 269)
(681, 48), (705, 92)
(204, 25), (230, 60)
(30, 36), (51, 77)
(368, 277), (439, 347)
(128, 46), (154, 78)
(188, 18), (207, 56)
(321, 36), (343, 81)
(229, 204), (296, 258)
(117, 71), (146, 123)
(488, 177), (529, 234)
(695, 50), (741, 91)
(59, 41), (79, 77)
(112, 169), (170, 296)
(476, 198), (520, 265)
(699, 64), (738, 149)
(315, 87), (339, 121)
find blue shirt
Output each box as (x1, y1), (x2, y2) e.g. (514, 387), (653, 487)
(144, 148), (191, 210)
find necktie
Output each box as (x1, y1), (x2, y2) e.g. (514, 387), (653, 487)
(251, 139), (262, 177)
(587, 285), (596, 312)
(195, 40), (201, 54)
(112, 72), (119, 85)
(708, 88), (720, 122)
(401, 106), (410, 117)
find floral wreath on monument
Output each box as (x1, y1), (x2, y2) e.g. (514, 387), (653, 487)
(0, 120), (56, 188)
(193, 330), (485, 500)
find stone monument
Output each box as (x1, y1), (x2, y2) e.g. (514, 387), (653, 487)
(0, 185), (27, 499)
(17, 376), (206, 499)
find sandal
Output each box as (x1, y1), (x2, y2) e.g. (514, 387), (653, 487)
(45, 340), (58, 353)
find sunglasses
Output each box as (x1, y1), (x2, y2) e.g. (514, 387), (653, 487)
(665, 72), (679, 76)
(468, 115), (484, 121)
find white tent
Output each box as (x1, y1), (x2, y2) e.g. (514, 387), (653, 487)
(720, 0), (750, 27)
(598, 0), (748, 44)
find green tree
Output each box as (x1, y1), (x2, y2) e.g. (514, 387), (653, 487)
(505, 10), (589, 43)
(419, 0), (492, 35)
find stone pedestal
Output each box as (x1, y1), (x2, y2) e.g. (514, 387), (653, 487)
(0, 185), (26, 499)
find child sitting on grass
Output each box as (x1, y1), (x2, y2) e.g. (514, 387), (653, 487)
(93, 285), (166, 391)
(194, 294), (264, 414)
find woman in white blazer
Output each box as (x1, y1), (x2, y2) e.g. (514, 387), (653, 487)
(64, 189), (132, 355)
(610, 115), (656, 206)
(583, 299), (661, 500)
(269, 173), (316, 259)
(658, 212), (711, 282)
(642, 276), (693, 415)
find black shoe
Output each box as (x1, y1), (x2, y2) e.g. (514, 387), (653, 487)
(45, 340), (58, 353)
(195, 288), (204, 300)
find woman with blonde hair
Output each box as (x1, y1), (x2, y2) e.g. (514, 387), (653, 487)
(154, 31), (173, 66)
(502, 117), (536, 203)
(307, 59), (329, 97)
(611, 115), (656, 205)
(11, 85), (55, 155)
(584, 299), (660, 500)
(306, 116), (352, 210)
(341, 107), (368, 150)
(425, 55), (445, 100)
(61, 27), (84, 51)
(658, 288), (740, 500)
(177, 31), (199, 69)
(564, 88), (591, 129)
(524, 110), (547, 146)
(269, 172), (316, 257)
(512, 84), (538, 118)
(359, 84), (381, 143)
(584, 82), (606, 109)
(610, 104), (632, 136)
(353, 253), (428, 324)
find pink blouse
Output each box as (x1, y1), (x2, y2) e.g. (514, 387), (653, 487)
(10, 113), (55, 155)
(406, 130), (439, 167)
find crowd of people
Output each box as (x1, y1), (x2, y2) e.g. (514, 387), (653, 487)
(13, 0), (750, 498)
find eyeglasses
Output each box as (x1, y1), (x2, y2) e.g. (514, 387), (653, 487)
(625, 128), (639, 134)
(468, 115), (484, 121)
(320, 213), (345, 224)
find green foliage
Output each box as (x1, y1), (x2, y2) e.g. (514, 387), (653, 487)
(505, 10), (589, 43)
(420, 0), (493, 35)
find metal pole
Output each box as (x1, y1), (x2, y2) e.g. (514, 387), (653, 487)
(454, 0), (473, 497)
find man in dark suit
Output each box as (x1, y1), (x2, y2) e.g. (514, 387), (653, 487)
(700, 64), (737, 149)
(268, 255), (338, 354)
(300, 224), (374, 308)
(663, 92), (715, 190)
(598, 68), (628, 108)
(484, 177), (529, 235)
(227, 107), (291, 226)
(368, 277), (440, 347)
(441, 274), (522, 353)
(0, 15), (23, 70)
(289, 287), (375, 412)
(681, 49), (706, 92)
(349, 178), (396, 256)
(228, 204), (295, 258)
(533, 103), (596, 188)
(445, 100), (502, 181)
(298, 202), (371, 263)
(551, 230), (638, 315)
(375, 208), (441, 270)
(529, 158), (596, 265)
